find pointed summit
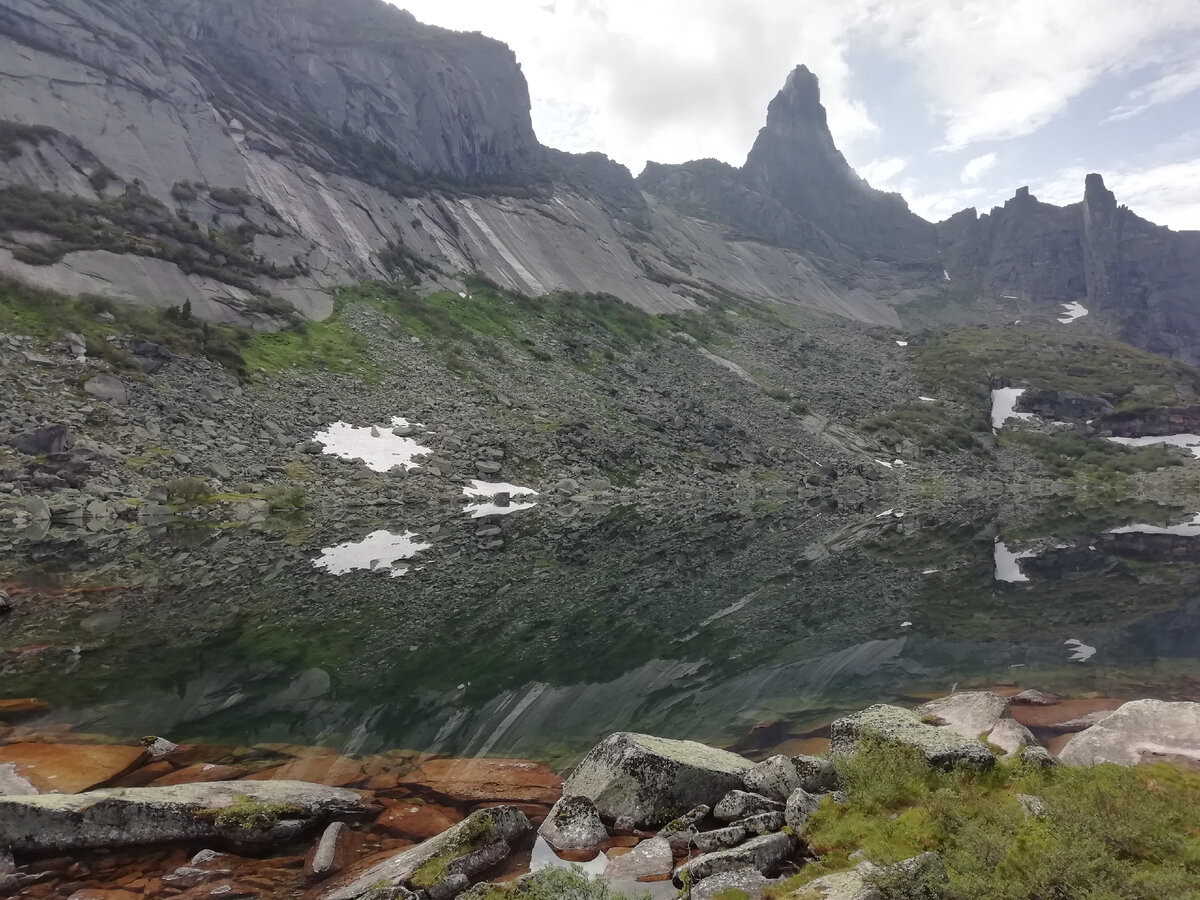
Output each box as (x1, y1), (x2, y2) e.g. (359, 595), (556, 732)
(743, 65), (848, 188)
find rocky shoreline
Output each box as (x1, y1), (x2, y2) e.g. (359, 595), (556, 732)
(1, 690), (1197, 899)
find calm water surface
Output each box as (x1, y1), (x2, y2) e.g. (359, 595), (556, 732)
(4, 498), (1200, 767)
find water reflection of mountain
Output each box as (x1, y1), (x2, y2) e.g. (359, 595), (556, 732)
(3, 499), (1200, 764)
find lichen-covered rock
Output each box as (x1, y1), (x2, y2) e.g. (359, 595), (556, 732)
(691, 867), (777, 900)
(537, 796), (608, 851)
(561, 733), (751, 828)
(790, 853), (947, 900)
(742, 755), (839, 800)
(714, 790), (784, 821)
(319, 805), (530, 900)
(693, 824), (750, 853)
(738, 811), (786, 834)
(674, 831), (795, 886)
(987, 719), (1037, 757)
(1019, 745), (1058, 769)
(784, 788), (820, 831)
(918, 692), (1034, 758)
(0, 781), (374, 854)
(830, 705), (996, 769)
(656, 803), (710, 851)
(1058, 699), (1200, 766)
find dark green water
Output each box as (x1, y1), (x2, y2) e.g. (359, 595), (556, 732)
(4, 498), (1200, 767)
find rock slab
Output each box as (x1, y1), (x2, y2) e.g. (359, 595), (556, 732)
(561, 732), (752, 828)
(1058, 699), (1200, 766)
(830, 705), (996, 769)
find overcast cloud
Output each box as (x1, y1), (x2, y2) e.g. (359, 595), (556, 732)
(392, 0), (1200, 229)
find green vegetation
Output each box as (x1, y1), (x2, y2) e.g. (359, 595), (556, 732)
(468, 866), (649, 900)
(769, 739), (1200, 900)
(195, 793), (302, 830)
(164, 476), (212, 504)
(916, 327), (1200, 411)
(261, 485), (307, 510)
(1003, 431), (1181, 479)
(0, 183), (303, 294)
(0, 276), (249, 371)
(410, 813), (493, 888)
(0, 120), (58, 160)
(240, 297), (372, 377)
(863, 402), (990, 456)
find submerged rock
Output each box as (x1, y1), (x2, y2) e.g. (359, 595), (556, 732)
(561, 732), (752, 828)
(1058, 699), (1200, 766)
(537, 795), (608, 851)
(0, 741), (146, 794)
(830, 705), (996, 769)
(319, 805), (530, 900)
(603, 834), (673, 880)
(0, 780), (375, 854)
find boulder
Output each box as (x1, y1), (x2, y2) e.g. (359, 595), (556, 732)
(829, 705), (996, 769)
(1058, 699), (1200, 766)
(305, 822), (360, 881)
(318, 806), (530, 900)
(561, 732), (752, 828)
(0, 780), (375, 853)
(917, 692), (1035, 757)
(713, 790), (784, 821)
(656, 803), (709, 851)
(986, 719), (1037, 757)
(738, 811), (785, 834)
(537, 795), (608, 851)
(7, 424), (75, 455)
(0, 742), (146, 793)
(742, 754), (838, 801)
(674, 831), (795, 886)
(83, 374), (128, 405)
(691, 867), (776, 900)
(603, 835), (673, 880)
(797, 853), (948, 900)
(784, 788), (820, 831)
(693, 824), (750, 853)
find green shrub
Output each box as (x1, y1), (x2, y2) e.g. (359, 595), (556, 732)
(164, 476), (211, 503)
(262, 485), (306, 510)
(469, 866), (649, 900)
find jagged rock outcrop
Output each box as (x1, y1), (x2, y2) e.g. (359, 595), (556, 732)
(936, 176), (1200, 365)
(639, 66), (939, 264)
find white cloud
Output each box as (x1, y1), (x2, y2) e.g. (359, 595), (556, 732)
(901, 184), (988, 223)
(960, 152), (997, 184)
(858, 0), (1200, 150)
(1105, 62), (1200, 122)
(858, 157), (907, 187)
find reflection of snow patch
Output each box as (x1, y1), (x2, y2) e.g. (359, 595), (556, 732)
(465, 501), (538, 518)
(1065, 638), (1097, 662)
(994, 539), (1037, 583)
(463, 480), (538, 499)
(1058, 301), (1089, 324)
(918, 396), (937, 402)
(896, 340), (908, 347)
(943, 269), (951, 281)
(900, 621), (912, 627)
(991, 388), (1035, 430)
(875, 460), (894, 469)
(315, 417), (432, 472)
(1107, 434), (1200, 458)
(314, 530), (431, 577)
(1001, 294), (1019, 300)
(1109, 513), (1200, 536)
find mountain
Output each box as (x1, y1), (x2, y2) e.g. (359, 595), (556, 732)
(0, 0), (1198, 362)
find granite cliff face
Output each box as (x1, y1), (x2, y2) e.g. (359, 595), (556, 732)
(0, 0), (1197, 361)
(937, 176), (1200, 364)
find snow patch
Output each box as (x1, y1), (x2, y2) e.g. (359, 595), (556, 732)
(1065, 638), (1097, 663)
(314, 418), (432, 472)
(1058, 301), (1089, 324)
(896, 340), (908, 347)
(994, 539), (1037, 583)
(1107, 434), (1200, 458)
(1108, 513), (1200, 536)
(991, 388), (1035, 430)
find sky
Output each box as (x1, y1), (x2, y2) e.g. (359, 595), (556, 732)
(389, 0), (1200, 230)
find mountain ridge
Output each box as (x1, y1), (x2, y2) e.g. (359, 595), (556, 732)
(0, 0), (1197, 361)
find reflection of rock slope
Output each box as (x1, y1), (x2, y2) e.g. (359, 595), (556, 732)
(5, 500), (1200, 761)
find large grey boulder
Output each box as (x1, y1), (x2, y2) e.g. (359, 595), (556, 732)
(784, 788), (820, 831)
(7, 424), (75, 456)
(561, 732), (752, 828)
(0, 781), (374, 853)
(1058, 699), (1200, 766)
(84, 374), (128, 405)
(320, 806), (530, 900)
(743, 754), (838, 801)
(918, 692), (1035, 757)
(793, 853), (948, 900)
(691, 868), (777, 900)
(674, 831), (795, 886)
(537, 795), (607, 851)
(830, 705), (996, 769)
